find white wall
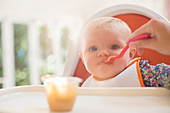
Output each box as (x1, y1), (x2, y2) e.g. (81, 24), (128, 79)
(0, 0), (169, 22)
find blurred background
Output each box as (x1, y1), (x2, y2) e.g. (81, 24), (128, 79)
(0, 0), (170, 88)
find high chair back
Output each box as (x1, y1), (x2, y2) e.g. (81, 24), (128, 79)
(63, 4), (170, 86)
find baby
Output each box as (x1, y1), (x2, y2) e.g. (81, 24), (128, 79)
(79, 17), (170, 88)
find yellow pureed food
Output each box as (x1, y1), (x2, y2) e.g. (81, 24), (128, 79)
(44, 78), (78, 112)
(41, 74), (56, 83)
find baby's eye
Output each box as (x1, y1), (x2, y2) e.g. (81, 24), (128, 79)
(110, 45), (119, 50)
(89, 47), (97, 51)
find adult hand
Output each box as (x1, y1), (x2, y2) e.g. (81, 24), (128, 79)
(129, 18), (170, 56)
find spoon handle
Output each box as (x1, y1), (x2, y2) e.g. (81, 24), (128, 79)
(127, 33), (150, 44)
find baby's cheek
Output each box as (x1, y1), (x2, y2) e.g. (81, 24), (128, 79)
(84, 58), (95, 72)
(110, 50), (122, 56)
(116, 59), (128, 68)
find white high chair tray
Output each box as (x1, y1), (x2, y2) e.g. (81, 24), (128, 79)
(0, 85), (169, 113)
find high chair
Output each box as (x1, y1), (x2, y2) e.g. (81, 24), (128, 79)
(63, 4), (170, 86)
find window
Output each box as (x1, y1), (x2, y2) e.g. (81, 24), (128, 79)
(0, 20), (81, 88)
(0, 23), (2, 88)
(39, 23), (73, 77)
(14, 24), (30, 86)
(39, 25), (55, 76)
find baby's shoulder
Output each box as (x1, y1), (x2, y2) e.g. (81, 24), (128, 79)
(139, 59), (170, 71)
(139, 60), (149, 68)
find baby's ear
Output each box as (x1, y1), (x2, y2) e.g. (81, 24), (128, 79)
(129, 48), (136, 60)
(79, 52), (84, 64)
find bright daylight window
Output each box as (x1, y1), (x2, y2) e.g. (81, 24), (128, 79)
(39, 23), (73, 77)
(0, 23), (2, 88)
(39, 25), (54, 76)
(0, 21), (79, 87)
(14, 24), (30, 86)
(14, 22), (76, 86)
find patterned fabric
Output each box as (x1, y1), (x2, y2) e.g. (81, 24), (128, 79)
(139, 60), (170, 88)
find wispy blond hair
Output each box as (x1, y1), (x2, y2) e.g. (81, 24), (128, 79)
(80, 17), (131, 51)
(82, 17), (131, 34)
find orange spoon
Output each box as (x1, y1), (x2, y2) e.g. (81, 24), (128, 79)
(103, 33), (150, 63)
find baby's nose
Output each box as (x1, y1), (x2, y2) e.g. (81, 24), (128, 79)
(97, 50), (109, 57)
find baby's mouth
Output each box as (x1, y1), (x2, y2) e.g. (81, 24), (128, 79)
(99, 61), (113, 65)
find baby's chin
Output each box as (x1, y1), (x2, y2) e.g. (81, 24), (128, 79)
(93, 67), (125, 80)
(94, 72), (117, 81)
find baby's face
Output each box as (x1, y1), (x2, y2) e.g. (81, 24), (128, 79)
(80, 28), (134, 80)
